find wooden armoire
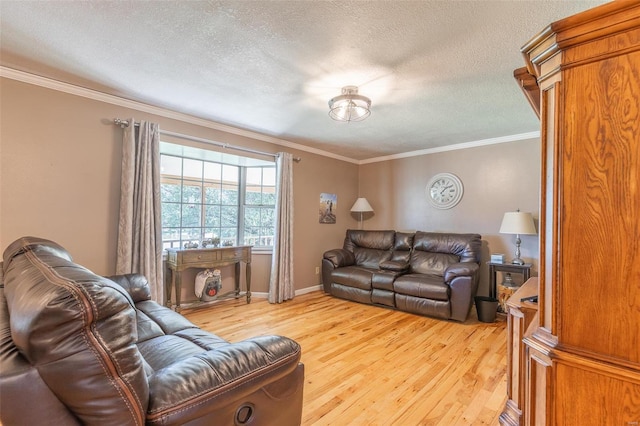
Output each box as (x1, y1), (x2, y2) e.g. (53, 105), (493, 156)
(503, 2), (640, 425)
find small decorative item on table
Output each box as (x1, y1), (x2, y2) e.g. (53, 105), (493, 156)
(487, 262), (532, 310)
(497, 272), (517, 313)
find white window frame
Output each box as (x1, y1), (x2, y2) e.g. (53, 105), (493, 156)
(159, 142), (276, 252)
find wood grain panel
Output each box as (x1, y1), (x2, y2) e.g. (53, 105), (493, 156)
(559, 51), (640, 364)
(540, 82), (559, 335)
(555, 363), (640, 424)
(526, 349), (551, 426)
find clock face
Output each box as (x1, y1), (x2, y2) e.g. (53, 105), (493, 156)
(426, 173), (464, 209)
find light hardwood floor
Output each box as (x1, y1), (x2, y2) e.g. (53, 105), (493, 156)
(184, 291), (507, 426)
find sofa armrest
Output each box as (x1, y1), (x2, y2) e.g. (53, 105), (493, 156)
(446, 263), (480, 321)
(106, 273), (151, 303)
(379, 260), (409, 273)
(323, 249), (355, 268)
(146, 335), (302, 425)
(444, 262), (479, 283)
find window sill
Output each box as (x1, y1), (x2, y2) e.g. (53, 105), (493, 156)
(251, 247), (274, 255)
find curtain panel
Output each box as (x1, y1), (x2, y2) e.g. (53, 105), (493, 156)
(115, 119), (164, 304)
(269, 152), (295, 303)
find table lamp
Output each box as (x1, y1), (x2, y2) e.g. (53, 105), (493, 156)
(499, 210), (536, 265)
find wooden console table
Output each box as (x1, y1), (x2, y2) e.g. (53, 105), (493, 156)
(165, 246), (252, 312)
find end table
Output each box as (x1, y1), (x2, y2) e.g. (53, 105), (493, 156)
(488, 262), (532, 312)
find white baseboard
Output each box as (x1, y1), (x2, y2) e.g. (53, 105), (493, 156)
(251, 285), (323, 300)
(296, 285), (323, 295)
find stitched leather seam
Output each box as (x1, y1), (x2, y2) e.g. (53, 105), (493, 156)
(24, 250), (145, 426)
(146, 345), (301, 421)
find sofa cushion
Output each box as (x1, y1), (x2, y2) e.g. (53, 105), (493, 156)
(395, 294), (450, 320)
(331, 266), (375, 290)
(379, 260), (409, 272)
(353, 247), (391, 269)
(410, 251), (459, 275)
(371, 289), (395, 307)
(393, 232), (414, 251)
(344, 230), (395, 251)
(331, 284), (371, 304)
(372, 270), (401, 291)
(2, 238), (149, 425)
(0, 265), (82, 426)
(393, 274), (450, 301)
(135, 300), (230, 371)
(413, 232), (482, 263)
(343, 230), (394, 269)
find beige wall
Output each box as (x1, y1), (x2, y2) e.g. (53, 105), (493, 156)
(359, 140), (541, 296)
(0, 77), (358, 300)
(1, 76), (540, 301)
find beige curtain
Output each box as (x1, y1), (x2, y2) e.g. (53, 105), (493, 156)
(115, 119), (164, 304)
(269, 152), (295, 303)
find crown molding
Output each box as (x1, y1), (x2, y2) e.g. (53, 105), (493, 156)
(0, 66), (359, 164)
(359, 131), (541, 165)
(1, 66), (540, 165)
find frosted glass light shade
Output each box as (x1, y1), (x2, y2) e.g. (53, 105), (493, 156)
(328, 86), (371, 122)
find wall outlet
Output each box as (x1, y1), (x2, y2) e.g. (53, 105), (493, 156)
(315, 266), (320, 275)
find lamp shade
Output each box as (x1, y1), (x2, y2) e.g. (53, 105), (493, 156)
(350, 198), (373, 213)
(499, 211), (536, 235)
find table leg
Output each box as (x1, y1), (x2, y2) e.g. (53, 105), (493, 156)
(489, 265), (496, 299)
(234, 262), (241, 298)
(165, 265), (173, 308)
(175, 272), (182, 313)
(246, 261), (251, 304)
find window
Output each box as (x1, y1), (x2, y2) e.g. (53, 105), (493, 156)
(160, 145), (276, 250)
(244, 166), (276, 247)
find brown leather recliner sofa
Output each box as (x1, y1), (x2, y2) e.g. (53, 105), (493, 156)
(0, 237), (304, 426)
(322, 230), (482, 321)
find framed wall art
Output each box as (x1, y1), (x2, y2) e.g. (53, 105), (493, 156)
(319, 193), (337, 224)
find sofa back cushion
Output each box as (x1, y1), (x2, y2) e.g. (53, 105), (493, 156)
(2, 237), (149, 425)
(410, 232), (482, 275)
(410, 251), (460, 275)
(343, 230), (395, 269)
(391, 232), (414, 263)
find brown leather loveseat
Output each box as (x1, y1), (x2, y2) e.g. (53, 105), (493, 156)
(322, 230), (481, 321)
(0, 237), (304, 425)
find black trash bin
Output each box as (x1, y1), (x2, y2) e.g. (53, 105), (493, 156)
(475, 296), (499, 323)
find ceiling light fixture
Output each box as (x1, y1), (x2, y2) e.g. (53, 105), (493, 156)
(328, 86), (371, 122)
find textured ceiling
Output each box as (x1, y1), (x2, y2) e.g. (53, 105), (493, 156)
(0, 1), (608, 160)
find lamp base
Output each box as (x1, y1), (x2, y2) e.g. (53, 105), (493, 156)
(512, 235), (524, 265)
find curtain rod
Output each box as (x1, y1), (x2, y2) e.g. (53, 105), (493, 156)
(113, 118), (301, 162)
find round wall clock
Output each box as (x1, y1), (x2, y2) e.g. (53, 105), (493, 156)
(426, 172), (464, 209)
